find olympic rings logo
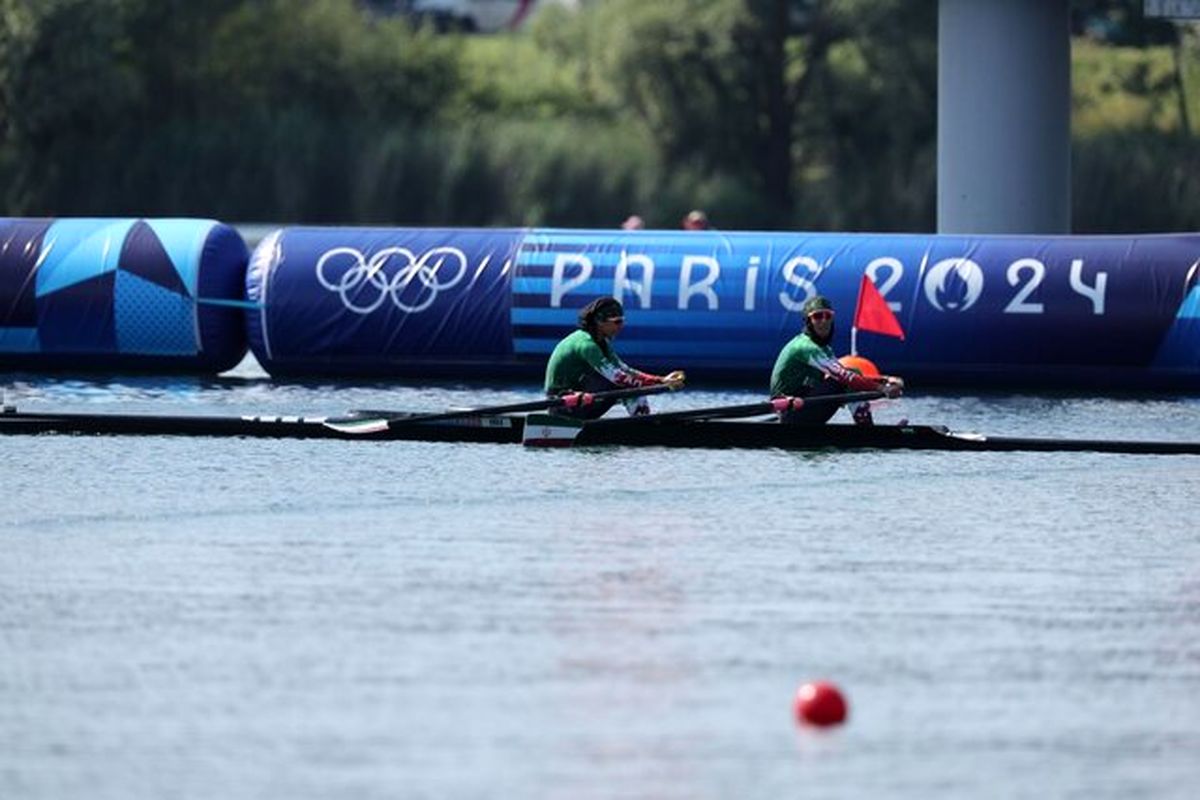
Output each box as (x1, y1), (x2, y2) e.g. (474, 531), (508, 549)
(315, 246), (469, 314)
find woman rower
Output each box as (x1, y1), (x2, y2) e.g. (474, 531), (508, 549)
(544, 297), (685, 420)
(770, 295), (904, 425)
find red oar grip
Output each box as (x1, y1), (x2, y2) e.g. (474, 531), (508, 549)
(771, 396), (804, 413)
(560, 392), (595, 409)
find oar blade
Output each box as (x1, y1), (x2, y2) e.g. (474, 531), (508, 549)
(522, 413), (585, 447)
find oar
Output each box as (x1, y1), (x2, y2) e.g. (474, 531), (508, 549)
(585, 390), (887, 426)
(324, 383), (677, 434)
(522, 390), (889, 447)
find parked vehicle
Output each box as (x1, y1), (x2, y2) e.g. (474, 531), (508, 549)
(409, 0), (534, 33)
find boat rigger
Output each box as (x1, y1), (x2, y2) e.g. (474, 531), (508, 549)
(2, 406), (1199, 455)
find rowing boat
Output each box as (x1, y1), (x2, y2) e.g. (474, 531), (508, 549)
(3, 406), (1199, 455)
(0, 408), (516, 443)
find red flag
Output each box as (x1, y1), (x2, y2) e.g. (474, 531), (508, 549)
(853, 274), (905, 340)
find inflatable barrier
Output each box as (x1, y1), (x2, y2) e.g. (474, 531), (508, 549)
(0, 218), (248, 373)
(246, 227), (1200, 389)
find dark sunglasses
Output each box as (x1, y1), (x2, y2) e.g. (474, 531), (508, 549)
(808, 310), (834, 322)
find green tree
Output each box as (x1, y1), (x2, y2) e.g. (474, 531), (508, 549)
(1, 0), (1195, 231)
(533, 0), (937, 230)
(0, 0), (145, 208)
(0, 0), (461, 218)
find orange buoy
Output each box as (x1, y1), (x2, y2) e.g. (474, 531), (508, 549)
(794, 681), (848, 727)
(838, 355), (880, 378)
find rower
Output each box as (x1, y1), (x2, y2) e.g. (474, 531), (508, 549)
(544, 297), (685, 420)
(770, 295), (903, 425)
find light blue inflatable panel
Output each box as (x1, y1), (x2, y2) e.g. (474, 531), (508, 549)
(0, 218), (248, 373)
(246, 227), (1200, 389)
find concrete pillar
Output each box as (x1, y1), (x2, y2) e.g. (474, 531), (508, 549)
(938, 0), (1071, 234)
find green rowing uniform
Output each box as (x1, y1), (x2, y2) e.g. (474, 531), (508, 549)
(770, 333), (875, 397)
(544, 329), (657, 394)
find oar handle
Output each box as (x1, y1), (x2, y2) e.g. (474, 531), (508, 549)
(770, 390), (885, 413)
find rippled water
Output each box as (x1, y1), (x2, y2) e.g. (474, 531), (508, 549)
(3, 358), (1199, 799)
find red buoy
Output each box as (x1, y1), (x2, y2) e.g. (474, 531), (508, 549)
(838, 355), (880, 378)
(794, 681), (848, 726)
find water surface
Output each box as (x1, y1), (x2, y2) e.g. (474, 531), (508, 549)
(3, 363), (1199, 799)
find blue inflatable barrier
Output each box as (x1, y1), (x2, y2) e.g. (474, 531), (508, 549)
(245, 227), (1200, 389)
(246, 227), (522, 377)
(0, 218), (248, 373)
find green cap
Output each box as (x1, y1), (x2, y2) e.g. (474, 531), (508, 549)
(803, 295), (833, 316)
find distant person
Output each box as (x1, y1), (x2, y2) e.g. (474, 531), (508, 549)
(770, 295), (904, 426)
(621, 215), (646, 230)
(544, 297), (685, 420)
(682, 209), (710, 230)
